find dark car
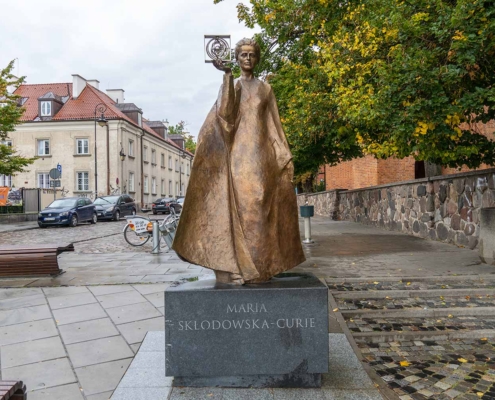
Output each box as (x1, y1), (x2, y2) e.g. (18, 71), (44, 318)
(94, 194), (136, 221)
(38, 197), (96, 228)
(152, 198), (182, 215)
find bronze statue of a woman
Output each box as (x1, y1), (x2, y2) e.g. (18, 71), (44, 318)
(173, 38), (305, 284)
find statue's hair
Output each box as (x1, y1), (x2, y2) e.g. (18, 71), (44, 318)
(235, 38), (261, 61)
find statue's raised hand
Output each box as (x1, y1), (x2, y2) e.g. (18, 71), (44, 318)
(213, 59), (232, 74)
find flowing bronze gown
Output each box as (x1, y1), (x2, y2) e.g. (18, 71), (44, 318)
(172, 73), (305, 283)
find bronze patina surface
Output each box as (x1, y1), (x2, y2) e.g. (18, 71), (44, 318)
(173, 38), (305, 284)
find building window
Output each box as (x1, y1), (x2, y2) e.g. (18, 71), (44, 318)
(37, 173), (50, 189)
(151, 150), (156, 165)
(144, 176), (149, 193)
(175, 159), (179, 172)
(143, 146), (148, 162)
(176, 182), (179, 196)
(1, 140), (12, 147)
(181, 183), (184, 196)
(40, 101), (51, 117)
(138, 113), (142, 127)
(128, 140), (134, 157)
(0, 175), (12, 187)
(37, 139), (50, 156)
(76, 138), (89, 154)
(168, 155), (172, 169)
(152, 177), (157, 194)
(161, 179), (165, 194)
(129, 172), (135, 192)
(169, 180), (172, 195)
(161, 153), (165, 167)
(77, 172), (89, 191)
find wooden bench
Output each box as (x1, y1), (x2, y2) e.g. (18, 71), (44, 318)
(0, 381), (26, 400)
(0, 244), (74, 277)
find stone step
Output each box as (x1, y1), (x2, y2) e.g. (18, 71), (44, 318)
(325, 274), (495, 283)
(336, 295), (495, 312)
(340, 307), (495, 319)
(352, 328), (495, 343)
(345, 314), (495, 336)
(332, 288), (495, 299)
(327, 281), (495, 293)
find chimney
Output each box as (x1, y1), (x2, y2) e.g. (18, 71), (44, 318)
(163, 119), (169, 140)
(87, 79), (100, 89)
(72, 74), (87, 99)
(106, 89), (125, 104)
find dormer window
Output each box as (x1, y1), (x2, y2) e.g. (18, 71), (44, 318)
(40, 101), (52, 117)
(138, 113), (142, 127)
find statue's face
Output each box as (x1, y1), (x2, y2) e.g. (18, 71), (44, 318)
(238, 45), (258, 72)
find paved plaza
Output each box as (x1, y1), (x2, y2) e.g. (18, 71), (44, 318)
(0, 217), (494, 399)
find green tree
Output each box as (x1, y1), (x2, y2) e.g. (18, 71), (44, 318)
(0, 60), (36, 176)
(215, 0), (495, 173)
(169, 121), (197, 154)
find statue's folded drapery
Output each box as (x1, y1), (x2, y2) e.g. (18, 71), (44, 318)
(173, 73), (305, 282)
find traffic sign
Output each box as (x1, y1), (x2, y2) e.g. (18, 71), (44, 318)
(50, 180), (61, 188)
(57, 163), (62, 177)
(49, 168), (61, 179)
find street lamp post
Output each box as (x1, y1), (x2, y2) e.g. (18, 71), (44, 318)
(179, 150), (186, 197)
(119, 144), (126, 194)
(94, 103), (108, 197)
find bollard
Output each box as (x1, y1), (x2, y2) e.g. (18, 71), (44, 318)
(151, 220), (161, 254)
(300, 204), (314, 244)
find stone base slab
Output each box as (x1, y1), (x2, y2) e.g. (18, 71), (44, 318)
(173, 373), (321, 388)
(165, 272), (329, 380)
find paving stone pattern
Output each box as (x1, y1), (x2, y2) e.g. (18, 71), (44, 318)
(359, 338), (495, 399)
(0, 284), (169, 398)
(330, 278), (495, 399)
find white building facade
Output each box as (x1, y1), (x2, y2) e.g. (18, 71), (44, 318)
(7, 75), (193, 209)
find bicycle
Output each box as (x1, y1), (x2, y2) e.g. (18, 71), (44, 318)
(123, 208), (180, 248)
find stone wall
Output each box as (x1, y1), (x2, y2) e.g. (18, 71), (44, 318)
(297, 168), (495, 249)
(296, 189), (343, 219)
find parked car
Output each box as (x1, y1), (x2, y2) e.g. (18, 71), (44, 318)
(152, 197), (182, 215)
(38, 197), (96, 228)
(94, 194), (136, 221)
(176, 197), (185, 206)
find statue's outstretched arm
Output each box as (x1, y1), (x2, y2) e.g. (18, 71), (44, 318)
(218, 72), (235, 124)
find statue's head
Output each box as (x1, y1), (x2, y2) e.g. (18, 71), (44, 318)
(235, 38), (261, 72)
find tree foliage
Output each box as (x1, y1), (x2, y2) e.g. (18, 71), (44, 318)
(168, 121), (197, 154)
(0, 60), (35, 177)
(215, 0), (495, 174)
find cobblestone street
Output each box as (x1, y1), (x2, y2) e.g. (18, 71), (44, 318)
(0, 215), (167, 254)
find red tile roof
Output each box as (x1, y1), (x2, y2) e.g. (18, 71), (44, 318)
(15, 83), (72, 121)
(13, 82), (191, 155)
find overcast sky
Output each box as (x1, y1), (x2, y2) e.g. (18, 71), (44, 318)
(0, 0), (258, 137)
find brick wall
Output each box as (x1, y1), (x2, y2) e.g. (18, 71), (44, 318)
(325, 155), (416, 190)
(324, 120), (495, 190)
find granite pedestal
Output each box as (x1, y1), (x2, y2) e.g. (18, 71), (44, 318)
(165, 272), (328, 388)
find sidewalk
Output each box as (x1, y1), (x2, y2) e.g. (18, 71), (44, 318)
(0, 217), (492, 399)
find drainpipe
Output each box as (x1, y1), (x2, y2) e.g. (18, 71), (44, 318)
(106, 123), (110, 195)
(140, 130), (144, 210)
